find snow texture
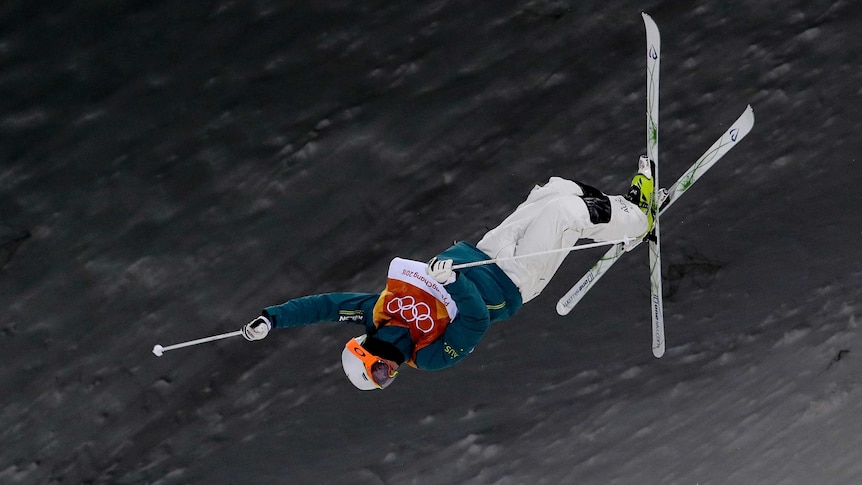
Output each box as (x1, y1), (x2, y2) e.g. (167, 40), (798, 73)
(2, 1), (862, 484)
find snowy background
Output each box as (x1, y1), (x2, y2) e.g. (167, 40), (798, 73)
(2, 1), (862, 483)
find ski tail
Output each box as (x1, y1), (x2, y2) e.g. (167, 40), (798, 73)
(555, 244), (625, 315)
(649, 234), (665, 357)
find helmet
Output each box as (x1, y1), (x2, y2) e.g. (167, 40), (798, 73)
(342, 335), (400, 390)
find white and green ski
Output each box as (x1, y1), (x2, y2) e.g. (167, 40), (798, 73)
(555, 15), (755, 358)
(643, 12), (664, 357)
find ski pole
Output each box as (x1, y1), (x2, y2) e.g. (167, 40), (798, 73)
(452, 237), (634, 270)
(152, 329), (244, 357)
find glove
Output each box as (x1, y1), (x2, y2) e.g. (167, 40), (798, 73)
(426, 257), (455, 285)
(242, 316), (272, 341)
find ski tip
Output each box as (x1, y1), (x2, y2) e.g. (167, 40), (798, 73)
(642, 12), (656, 26)
(652, 345), (665, 358)
(735, 106), (756, 140)
(641, 12), (660, 40)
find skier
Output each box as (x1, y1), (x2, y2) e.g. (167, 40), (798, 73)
(241, 158), (656, 390)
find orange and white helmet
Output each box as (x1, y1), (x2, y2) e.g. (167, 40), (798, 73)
(341, 335), (400, 390)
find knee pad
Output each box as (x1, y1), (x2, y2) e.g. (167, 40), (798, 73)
(574, 181), (612, 224)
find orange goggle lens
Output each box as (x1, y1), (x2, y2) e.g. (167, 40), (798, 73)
(346, 340), (400, 389)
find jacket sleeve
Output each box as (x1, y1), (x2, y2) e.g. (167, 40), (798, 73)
(262, 292), (379, 329)
(413, 274), (490, 370)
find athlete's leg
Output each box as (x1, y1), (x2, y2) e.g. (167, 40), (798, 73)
(477, 179), (591, 302)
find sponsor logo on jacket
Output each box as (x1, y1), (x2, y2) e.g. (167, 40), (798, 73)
(338, 310), (364, 322)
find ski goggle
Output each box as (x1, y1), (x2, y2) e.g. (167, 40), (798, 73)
(345, 338), (400, 389)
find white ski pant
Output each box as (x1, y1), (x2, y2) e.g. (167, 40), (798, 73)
(477, 177), (648, 303)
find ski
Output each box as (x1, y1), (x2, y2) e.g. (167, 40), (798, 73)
(643, 12), (665, 358)
(555, 105), (755, 316)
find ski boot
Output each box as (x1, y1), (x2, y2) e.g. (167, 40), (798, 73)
(624, 155), (656, 232)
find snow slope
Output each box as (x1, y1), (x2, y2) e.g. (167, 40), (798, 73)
(1, 1), (861, 483)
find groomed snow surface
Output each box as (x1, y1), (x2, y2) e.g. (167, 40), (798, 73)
(2, 1), (861, 483)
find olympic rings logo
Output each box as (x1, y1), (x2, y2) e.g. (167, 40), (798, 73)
(386, 296), (435, 333)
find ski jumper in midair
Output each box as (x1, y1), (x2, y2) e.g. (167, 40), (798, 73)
(243, 167), (655, 390)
